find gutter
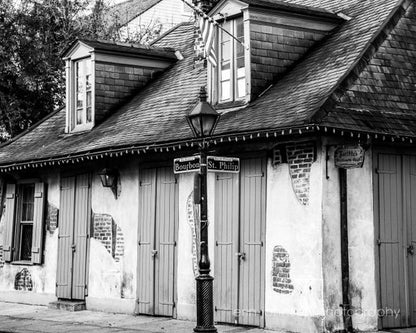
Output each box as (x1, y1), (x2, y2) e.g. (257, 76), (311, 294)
(0, 124), (415, 172)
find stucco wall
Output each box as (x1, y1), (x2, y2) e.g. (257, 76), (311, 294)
(88, 160), (138, 311)
(0, 171), (60, 305)
(265, 143), (325, 332)
(322, 140), (378, 332)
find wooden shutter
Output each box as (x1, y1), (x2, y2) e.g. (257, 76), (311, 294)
(57, 176), (75, 299)
(3, 184), (16, 262)
(32, 182), (46, 264)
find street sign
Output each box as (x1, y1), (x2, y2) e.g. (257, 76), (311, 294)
(173, 155), (201, 174)
(207, 156), (240, 173)
(335, 145), (365, 169)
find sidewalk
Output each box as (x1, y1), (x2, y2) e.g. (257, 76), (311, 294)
(0, 301), (276, 333)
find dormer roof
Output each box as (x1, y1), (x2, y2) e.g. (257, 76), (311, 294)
(62, 38), (178, 61)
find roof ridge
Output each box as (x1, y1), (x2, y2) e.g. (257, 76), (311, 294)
(310, 0), (410, 124)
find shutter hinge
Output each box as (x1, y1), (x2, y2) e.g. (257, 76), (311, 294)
(262, 171), (265, 177)
(175, 177), (178, 184)
(85, 285), (88, 296)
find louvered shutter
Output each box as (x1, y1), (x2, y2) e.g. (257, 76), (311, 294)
(3, 184), (16, 262)
(32, 182), (46, 264)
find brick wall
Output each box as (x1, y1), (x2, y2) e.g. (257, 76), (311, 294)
(46, 203), (58, 234)
(250, 22), (325, 98)
(95, 63), (158, 122)
(93, 213), (124, 262)
(272, 245), (293, 294)
(286, 142), (315, 205)
(14, 268), (33, 291)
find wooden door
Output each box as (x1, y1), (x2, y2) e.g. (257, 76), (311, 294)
(137, 167), (178, 317)
(56, 174), (91, 300)
(238, 158), (266, 326)
(404, 155), (416, 326)
(214, 157), (265, 327)
(376, 153), (416, 328)
(214, 172), (239, 323)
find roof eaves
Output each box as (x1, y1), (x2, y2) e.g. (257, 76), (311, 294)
(311, 0), (409, 124)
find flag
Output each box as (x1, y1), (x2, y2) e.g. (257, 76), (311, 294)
(198, 15), (217, 67)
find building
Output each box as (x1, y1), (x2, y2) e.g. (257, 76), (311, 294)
(107, 0), (194, 42)
(0, 0), (415, 332)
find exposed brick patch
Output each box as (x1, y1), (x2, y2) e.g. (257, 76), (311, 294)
(286, 142), (315, 205)
(46, 203), (59, 234)
(14, 268), (33, 291)
(93, 213), (125, 262)
(272, 246), (293, 294)
(250, 23), (325, 98)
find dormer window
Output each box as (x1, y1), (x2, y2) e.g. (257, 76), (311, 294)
(62, 39), (177, 134)
(74, 58), (93, 127)
(219, 17), (245, 102)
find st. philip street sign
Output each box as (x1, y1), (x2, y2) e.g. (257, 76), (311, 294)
(173, 155), (201, 174)
(207, 156), (240, 173)
(174, 155), (240, 174)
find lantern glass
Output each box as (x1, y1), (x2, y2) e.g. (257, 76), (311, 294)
(99, 169), (117, 188)
(189, 113), (219, 138)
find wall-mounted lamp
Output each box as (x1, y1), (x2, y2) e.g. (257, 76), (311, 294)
(98, 168), (119, 199)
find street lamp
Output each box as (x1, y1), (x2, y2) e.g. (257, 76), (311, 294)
(187, 86), (220, 333)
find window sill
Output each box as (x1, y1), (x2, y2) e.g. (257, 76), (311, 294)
(215, 99), (247, 111)
(11, 261), (33, 266)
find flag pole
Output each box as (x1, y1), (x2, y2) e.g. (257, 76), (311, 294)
(181, 0), (249, 50)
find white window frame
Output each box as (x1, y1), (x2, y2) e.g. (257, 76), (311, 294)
(217, 16), (247, 104)
(70, 57), (94, 132)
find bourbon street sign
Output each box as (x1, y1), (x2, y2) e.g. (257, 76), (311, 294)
(207, 156), (240, 173)
(173, 155), (201, 174)
(334, 145), (365, 169)
(174, 155), (240, 174)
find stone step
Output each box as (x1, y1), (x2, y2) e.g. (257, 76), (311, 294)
(48, 300), (86, 312)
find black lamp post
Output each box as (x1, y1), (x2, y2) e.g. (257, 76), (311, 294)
(187, 86), (220, 333)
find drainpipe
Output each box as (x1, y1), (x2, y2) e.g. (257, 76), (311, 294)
(340, 168), (354, 332)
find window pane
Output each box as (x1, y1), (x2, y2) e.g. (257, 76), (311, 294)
(237, 77), (246, 98)
(86, 108), (92, 123)
(221, 81), (231, 101)
(21, 184), (35, 222)
(77, 108), (83, 125)
(86, 74), (92, 91)
(20, 224), (33, 261)
(221, 64), (230, 81)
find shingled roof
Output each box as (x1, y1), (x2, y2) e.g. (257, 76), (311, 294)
(0, 0), (414, 168)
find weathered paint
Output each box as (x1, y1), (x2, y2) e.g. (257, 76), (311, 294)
(264, 146), (325, 332)
(322, 140), (378, 332)
(89, 160), (139, 309)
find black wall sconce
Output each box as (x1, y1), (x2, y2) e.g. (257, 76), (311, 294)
(98, 168), (119, 199)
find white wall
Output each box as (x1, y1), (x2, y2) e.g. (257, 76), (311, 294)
(265, 146), (326, 332)
(87, 160), (139, 312)
(322, 140), (378, 332)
